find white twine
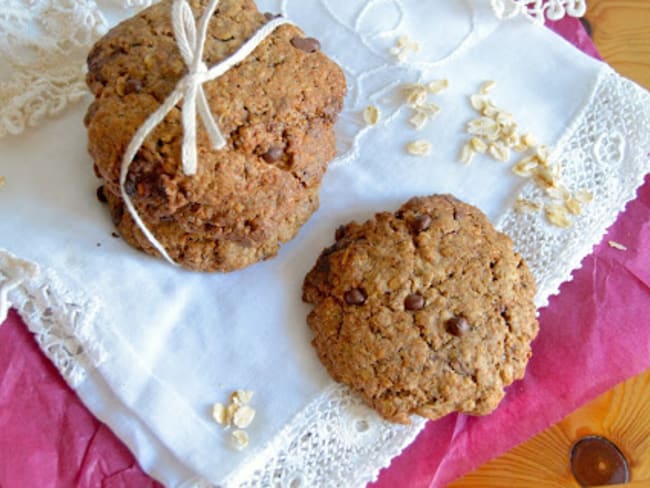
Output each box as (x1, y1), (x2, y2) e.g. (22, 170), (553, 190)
(120, 0), (291, 265)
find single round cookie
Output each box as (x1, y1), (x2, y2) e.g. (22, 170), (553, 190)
(302, 195), (539, 424)
(85, 0), (346, 271)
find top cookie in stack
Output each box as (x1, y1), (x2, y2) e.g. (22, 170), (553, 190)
(85, 0), (346, 272)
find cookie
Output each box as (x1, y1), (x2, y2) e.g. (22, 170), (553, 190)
(303, 195), (539, 424)
(85, 0), (346, 272)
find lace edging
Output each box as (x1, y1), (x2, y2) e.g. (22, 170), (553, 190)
(222, 383), (426, 488)
(0, 0), (156, 139)
(0, 249), (107, 387)
(490, 0), (587, 24)
(498, 67), (650, 309)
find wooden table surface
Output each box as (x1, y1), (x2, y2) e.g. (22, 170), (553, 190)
(451, 1), (650, 486)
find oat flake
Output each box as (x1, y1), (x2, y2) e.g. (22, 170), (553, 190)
(406, 140), (432, 156)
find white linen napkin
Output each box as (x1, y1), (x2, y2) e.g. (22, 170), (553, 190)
(1, 1), (649, 486)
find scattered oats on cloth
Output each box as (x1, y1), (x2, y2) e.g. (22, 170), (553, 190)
(0, 1), (649, 486)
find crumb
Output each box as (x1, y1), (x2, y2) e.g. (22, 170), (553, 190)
(608, 241), (627, 251)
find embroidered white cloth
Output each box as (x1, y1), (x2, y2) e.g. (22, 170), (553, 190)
(1, 1), (649, 487)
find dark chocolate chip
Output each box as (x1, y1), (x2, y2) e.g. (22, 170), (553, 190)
(404, 293), (425, 311)
(262, 146), (283, 163)
(344, 288), (367, 306)
(445, 317), (471, 337)
(320, 240), (346, 267)
(124, 177), (137, 197)
(111, 205), (124, 226)
(125, 173), (166, 199)
(335, 225), (346, 241)
(411, 214), (432, 233)
(291, 37), (321, 53)
(96, 186), (107, 204)
(124, 78), (143, 95)
(111, 232), (119, 238)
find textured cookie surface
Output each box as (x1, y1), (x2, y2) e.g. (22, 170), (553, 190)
(85, 0), (346, 271)
(303, 195), (539, 424)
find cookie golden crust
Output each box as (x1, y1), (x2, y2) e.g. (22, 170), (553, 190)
(85, 0), (346, 271)
(303, 195), (539, 424)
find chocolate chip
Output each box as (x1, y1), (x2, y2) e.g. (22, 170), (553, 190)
(262, 146), (283, 163)
(404, 293), (425, 311)
(335, 225), (346, 241)
(111, 205), (124, 226)
(264, 12), (281, 20)
(124, 177), (137, 197)
(96, 186), (107, 203)
(344, 288), (367, 306)
(125, 173), (166, 199)
(291, 37), (321, 53)
(445, 317), (471, 337)
(124, 78), (143, 95)
(111, 232), (119, 238)
(411, 214), (432, 233)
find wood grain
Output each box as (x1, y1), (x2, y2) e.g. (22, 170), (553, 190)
(586, 0), (650, 90)
(449, 371), (650, 487)
(451, 2), (650, 485)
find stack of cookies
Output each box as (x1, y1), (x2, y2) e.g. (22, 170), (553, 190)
(85, 0), (346, 272)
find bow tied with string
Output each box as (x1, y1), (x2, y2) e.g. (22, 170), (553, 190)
(173, 0), (226, 175)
